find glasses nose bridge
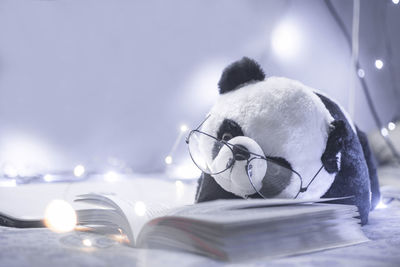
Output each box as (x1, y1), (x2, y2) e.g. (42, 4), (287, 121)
(232, 144), (251, 161)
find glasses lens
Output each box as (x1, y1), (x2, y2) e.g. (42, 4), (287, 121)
(188, 131), (234, 174)
(247, 158), (301, 198)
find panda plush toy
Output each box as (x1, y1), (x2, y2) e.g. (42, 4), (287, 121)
(191, 57), (380, 225)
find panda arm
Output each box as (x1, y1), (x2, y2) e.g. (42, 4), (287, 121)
(321, 122), (373, 225)
(356, 127), (381, 210)
(195, 173), (242, 203)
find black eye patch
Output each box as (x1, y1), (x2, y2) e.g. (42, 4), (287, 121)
(267, 157), (292, 170)
(217, 119), (244, 140)
(211, 119), (244, 160)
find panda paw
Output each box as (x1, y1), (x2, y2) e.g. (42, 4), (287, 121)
(321, 120), (347, 173)
(322, 152), (341, 173)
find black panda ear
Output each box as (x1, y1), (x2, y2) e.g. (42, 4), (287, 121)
(218, 57), (265, 94)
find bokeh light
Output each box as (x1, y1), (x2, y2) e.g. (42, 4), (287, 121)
(104, 171), (119, 182)
(44, 199), (77, 233)
(74, 165), (85, 177)
(381, 127), (389, 137)
(376, 200), (387, 209)
(43, 174), (55, 182)
(3, 164), (18, 178)
(82, 239), (93, 247)
(180, 125), (189, 133)
(375, 59), (384, 70)
(165, 156), (173, 165)
(134, 201), (147, 216)
(388, 122), (396, 131)
(271, 20), (302, 60)
(170, 163), (201, 179)
(357, 68), (365, 78)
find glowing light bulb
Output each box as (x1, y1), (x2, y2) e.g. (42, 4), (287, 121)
(172, 163), (202, 179)
(3, 164), (18, 178)
(381, 127), (389, 137)
(393, 0), (399, 5)
(175, 180), (184, 188)
(43, 174), (54, 182)
(104, 171), (119, 182)
(82, 239), (92, 247)
(376, 200), (387, 209)
(180, 124), (188, 132)
(44, 199), (77, 233)
(165, 156), (173, 165)
(271, 20), (302, 60)
(375, 59), (384, 70)
(134, 201), (146, 216)
(357, 69), (365, 78)
(388, 122), (396, 131)
(74, 165), (85, 177)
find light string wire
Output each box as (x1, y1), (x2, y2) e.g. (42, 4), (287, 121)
(324, 0), (400, 165)
(348, 0), (360, 119)
(166, 130), (187, 164)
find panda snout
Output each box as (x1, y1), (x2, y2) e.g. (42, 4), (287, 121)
(233, 145), (250, 161)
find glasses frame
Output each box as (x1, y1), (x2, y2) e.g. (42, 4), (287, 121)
(186, 115), (324, 199)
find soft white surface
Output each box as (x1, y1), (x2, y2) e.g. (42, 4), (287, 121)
(0, 175), (197, 220)
(1, 173), (400, 266)
(0, 201), (399, 267)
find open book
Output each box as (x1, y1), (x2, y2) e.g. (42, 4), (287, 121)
(75, 194), (368, 261)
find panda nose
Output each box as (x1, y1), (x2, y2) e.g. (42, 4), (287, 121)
(233, 145), (250, 161)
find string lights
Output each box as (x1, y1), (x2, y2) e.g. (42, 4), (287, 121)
(357, 68), (365, 78)
(73, 164), (85, 177)
(381, 121), (397, 137)
(376, 200), (388, 209)
(381, 127), (389, 137)
(43, 174), (54, 182)
(44, 199), (77, 233)
(164, 124), (189, 166)
(164, 155), (173, 165)
(82, 239), (93, 247)
(104, 171), (119, 183)
(374, 59), (384, 70)
(388, 122), (396, 131)
(164, 123), (202, 180)
(324, 0), (400, 165)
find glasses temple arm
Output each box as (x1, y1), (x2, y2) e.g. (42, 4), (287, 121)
(299, 165), (325, 193)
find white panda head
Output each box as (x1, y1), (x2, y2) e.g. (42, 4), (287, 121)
(195, 57), (343, 199)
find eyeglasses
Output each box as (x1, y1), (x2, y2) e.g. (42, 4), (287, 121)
(186, 116), (324, 199)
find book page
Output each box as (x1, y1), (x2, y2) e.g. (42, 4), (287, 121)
(75, 195), (352, 244)
(167, 197), (351, 218)
(75, 193), (173, 244)
(167, 202), (357, 225)
(136, 197), (363, 261)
